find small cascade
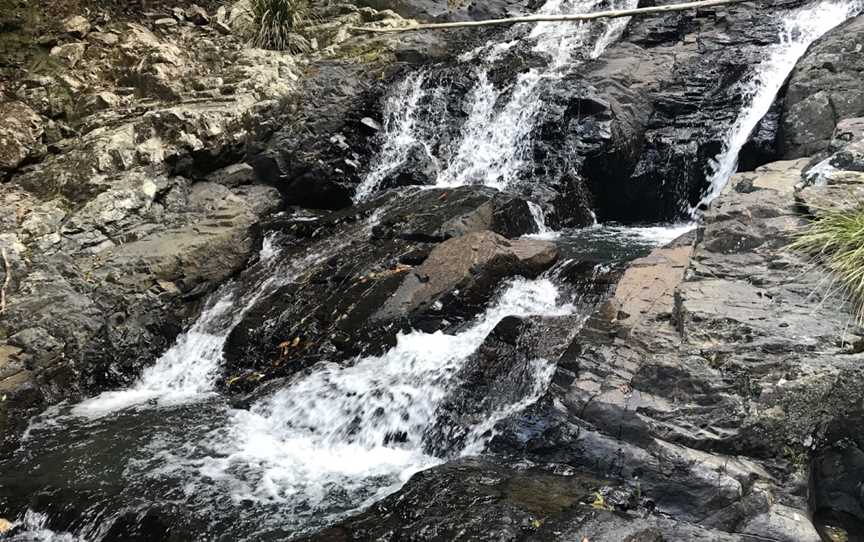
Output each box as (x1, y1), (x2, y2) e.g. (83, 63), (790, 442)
(527, 201), (556, 237)
(353, 72), (433, 202)
(694, 0), (864, 212)
(71, 225), (371, 418)
(197, 278), (573, 511)
(354, 0), (638, 198)
(434, 0), (634, 190)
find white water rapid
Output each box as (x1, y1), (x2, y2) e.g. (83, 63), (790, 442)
(71, 229), (363, 418)
(196, 278), (571, 509)
(354, 0), (638, 199)
(694, 0), (864, 211)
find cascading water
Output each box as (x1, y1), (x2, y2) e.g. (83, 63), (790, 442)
(2, 2), (644, 538)
(7, 0), (863, 539)
(352, 72), (433, 202)
(354, 0), (638, 199)
(69, 232), (359, 419)
(694, 0), (864, 212)
(196, 278), (572, 515)
(434, 0), (635, 190)
(3, 277), (581, 542)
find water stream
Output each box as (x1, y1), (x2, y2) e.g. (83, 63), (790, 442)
(3, 0), (862, 539)
(354, 0), (638, 200)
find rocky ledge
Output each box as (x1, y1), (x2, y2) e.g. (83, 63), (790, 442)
(0, 0), (446, 454)
(308, 118), (864, 540)
(298, 14), (864, 539)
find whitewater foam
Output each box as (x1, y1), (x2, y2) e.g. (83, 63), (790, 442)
(196, 278), (572, 510)
(355, 0), (638, 198)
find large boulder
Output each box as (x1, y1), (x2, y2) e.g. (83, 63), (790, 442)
(0, 101), (43, 174)
(222, 186), (546, 392)
(781, 16), (864, 158)
(375, 231), (557, 321)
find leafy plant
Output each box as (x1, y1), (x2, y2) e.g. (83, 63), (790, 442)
(790, 206), (864, 321)
(238, 0), (314, 53)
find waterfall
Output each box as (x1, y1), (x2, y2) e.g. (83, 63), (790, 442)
(196, 278), (572, 509)
(71, 226), (369, 418)
(355, 0), (638, 198)
(694, 0), (864, 211)
(527, 200), (555, 237)
(352, 72), (433, 202)
(434, 0), (635, 190)
(10, 0), (864, 540)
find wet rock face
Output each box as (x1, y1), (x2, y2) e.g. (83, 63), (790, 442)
(811, 414), (864, 540)
(248, 62), (386, 210)
(302, 458), (605, 542)
(306, 458), (748, 542)
(422, 313), (580, 457)
(375, 231), (557, 321)
(328, 1), (811, 226)
(781, 16), (864, 159)
(246, 26), (456, 212)
(583, 1), (807, 222)
(222, 186), (551, 392)
(321, 141), (864, 539)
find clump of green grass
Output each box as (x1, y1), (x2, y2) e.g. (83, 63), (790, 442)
(790, 206), (864, 321)
(238, 0), (314, 53)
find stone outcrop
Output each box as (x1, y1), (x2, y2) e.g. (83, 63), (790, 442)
(375, 231), (557, 320)
(0, 101), (43, 174)
(781, 17), (864, 159)
(222, 186), (552, 392)
(0, 0), (427, 455)
(315, 132), (864, 540)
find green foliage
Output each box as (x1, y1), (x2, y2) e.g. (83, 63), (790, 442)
(790, 206), (864, 322)
(239, 0), (314, 53)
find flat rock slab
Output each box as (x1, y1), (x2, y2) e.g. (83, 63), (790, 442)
(611, 243), (692, 334)
(375, 231), (558, 320)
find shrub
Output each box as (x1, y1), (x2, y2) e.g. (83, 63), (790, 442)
(238, 0), (314, 53)
(790, 206), (864, 321)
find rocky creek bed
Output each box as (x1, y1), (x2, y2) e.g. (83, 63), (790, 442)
(2, 0), (864, 540)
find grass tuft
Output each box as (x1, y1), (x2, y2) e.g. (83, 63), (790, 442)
(790, 206), (864, 322)
(238, 0), (315, 53)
